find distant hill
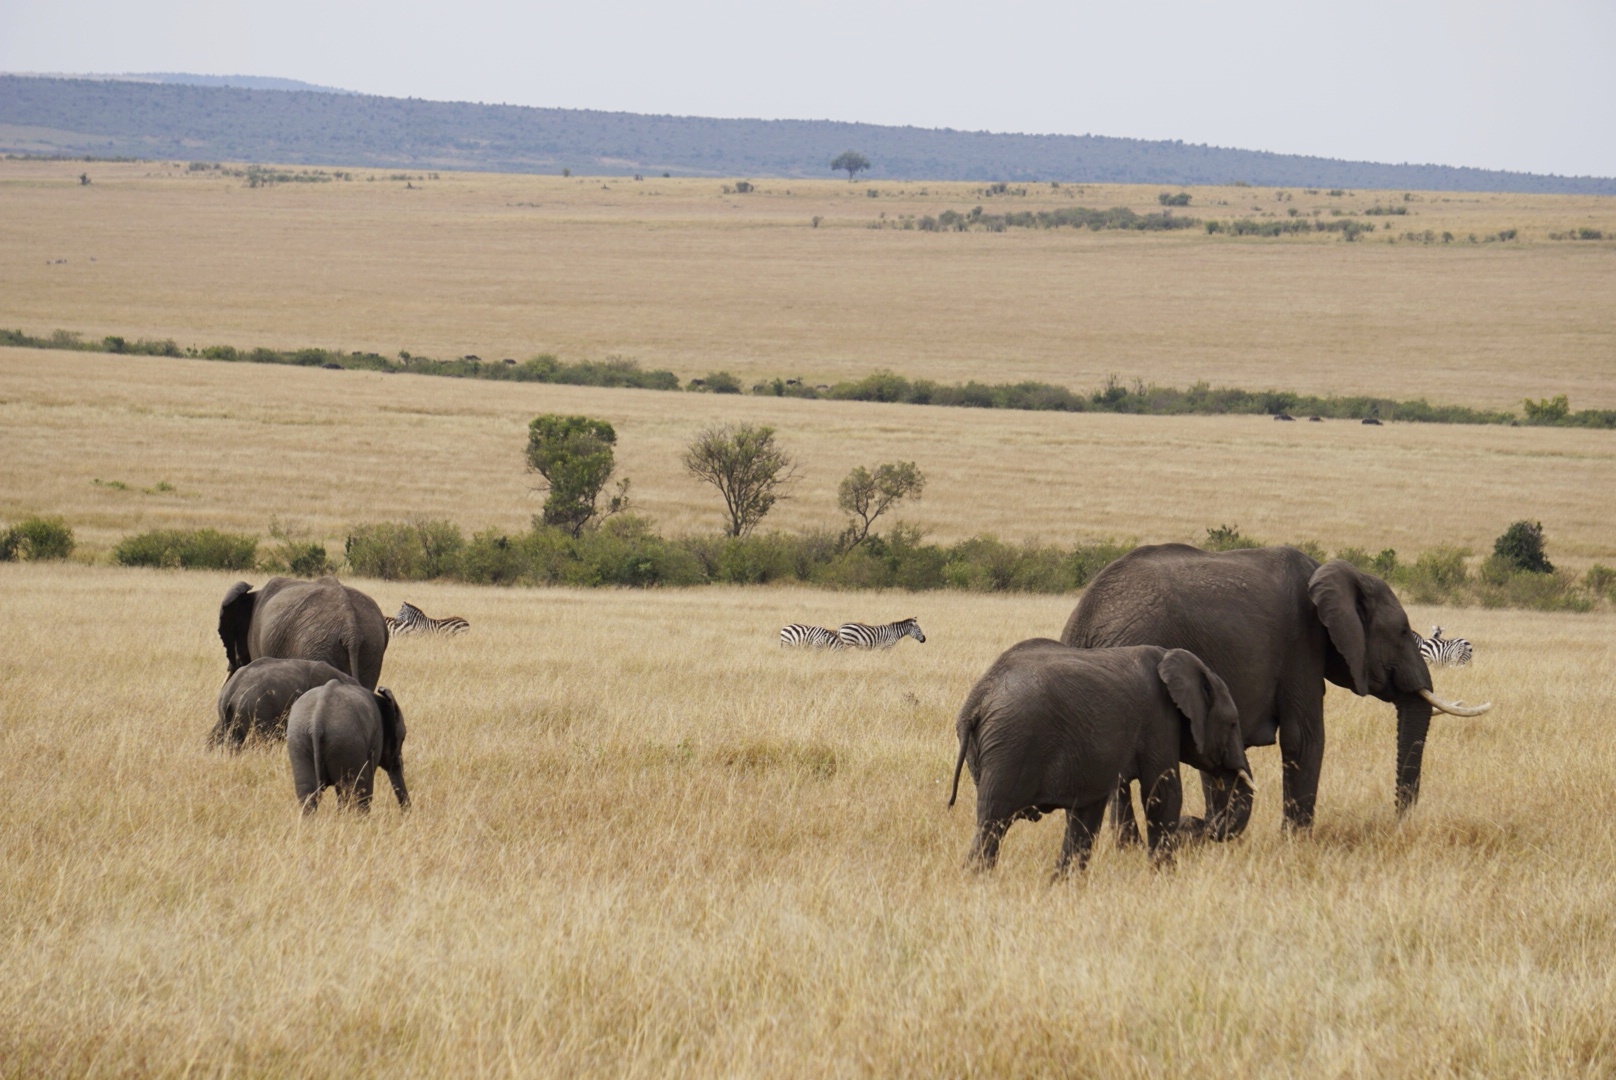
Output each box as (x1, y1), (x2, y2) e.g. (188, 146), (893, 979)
(89, 72), (358, 94)
(3, 74), (1612, 194)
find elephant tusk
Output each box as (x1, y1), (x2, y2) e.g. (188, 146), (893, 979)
(1237, 768), (1256, 792)
(1418, 688), (1493, 717)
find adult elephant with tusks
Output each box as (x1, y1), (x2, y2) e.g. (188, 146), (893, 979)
(218, 576), (389, 690)
(1060, 544), (1491, 839)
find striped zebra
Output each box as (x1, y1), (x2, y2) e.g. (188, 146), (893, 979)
(387, 601), (470, 637)
(837, 617), (926, 649)
(779, 623), (843, 649)
(1418, 625), (1472, 667)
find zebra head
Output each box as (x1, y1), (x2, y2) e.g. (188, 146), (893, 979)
(1430, 625), (1444, 640)
(903, 617), (925, 643)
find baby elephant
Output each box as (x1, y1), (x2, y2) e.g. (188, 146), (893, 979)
(213, 658), (360, 749)
(949, 640), (1252, 876)
(286, 680), (410, 815)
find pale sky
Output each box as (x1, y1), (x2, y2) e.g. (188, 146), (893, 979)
(4, 0), (1613, 178)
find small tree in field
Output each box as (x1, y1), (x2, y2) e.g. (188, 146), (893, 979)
(838, 461), (925, 549)
(1493, 520), (1554, 574)
(831, 151), (870, 181)
(683, 424), (796, 537)
(525, 414), (629, 536)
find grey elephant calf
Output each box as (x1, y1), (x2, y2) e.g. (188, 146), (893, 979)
(949, 640), (1253, 875)
(213, 658), (360, 750)
(286, 680), (410, 815)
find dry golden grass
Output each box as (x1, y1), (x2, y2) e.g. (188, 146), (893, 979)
(3, 345), (1614, 569)
(2, 563), (1613, 1076)
(3, 158), (1614, 409)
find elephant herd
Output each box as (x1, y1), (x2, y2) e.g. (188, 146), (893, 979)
(213, 576), (407, 814)
(211, 547), (1493, 873)
(952, 544), (1492, 876)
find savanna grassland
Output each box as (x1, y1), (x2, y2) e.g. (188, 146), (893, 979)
(2, 157), (1614, 410)
(3, 155), (1616, 1075)
(2, 567), (1614, 1076)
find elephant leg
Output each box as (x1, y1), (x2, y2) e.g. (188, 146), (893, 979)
(299, 786), (321, 816)
(353, 765), (376, 815)
(1110, 779), (1143, 848)
(1143, 767), (1184, 866)
(969, 818), (1010, 871)
(1278, 697), (1325, 830)
(1055, 799), (1109, 880)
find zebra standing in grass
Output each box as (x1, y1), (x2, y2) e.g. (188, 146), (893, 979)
(837, 617), (926, 649)
(779, 623), (843, 649)
(388, 600), (470, 637)
(1419, 625), (1472, 667)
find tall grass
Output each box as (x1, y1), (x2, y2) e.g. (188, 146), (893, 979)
(1, 564), (1611, 1075)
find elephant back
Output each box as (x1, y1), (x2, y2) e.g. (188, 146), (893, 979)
(249, 577), (389, 689)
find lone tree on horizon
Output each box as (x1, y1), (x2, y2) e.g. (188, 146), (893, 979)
(831, 150), (870, 181)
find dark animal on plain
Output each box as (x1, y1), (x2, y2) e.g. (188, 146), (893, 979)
(286, 680), (409, 815)
(219, 577), (389, 689)
(213, 657), (359, 749)
(950, 640), (1252, 875)
(1362, 417), (1382, 425)
(1060, 545), (1490, 842)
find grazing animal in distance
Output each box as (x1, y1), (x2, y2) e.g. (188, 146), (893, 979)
(780, 623), (843, 649)
(387, 601), (470, 637)
(1419, 626), (1473, 667)
(1362, 417), (1383, 425)
(838, 617), (926, 649)
(286, 680), (409, 815)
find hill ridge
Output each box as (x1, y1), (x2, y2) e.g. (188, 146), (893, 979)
(2, 74), (1612, 194)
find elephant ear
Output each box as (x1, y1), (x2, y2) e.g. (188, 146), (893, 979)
(1157, 649), (1212, 758)
(218, 581), (256, 673)
(1309, 560), (1367, 695)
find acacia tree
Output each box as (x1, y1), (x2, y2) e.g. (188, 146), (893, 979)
(525, 414), (629, 536)
(683, 424), (796, 537)
(831, 150), (870, 181)
(838, 461), (925, 549)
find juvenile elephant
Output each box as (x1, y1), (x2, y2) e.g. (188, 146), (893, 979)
(212, 658), (359, 750)
(286, 680), (410, 815)
(218, 577), (389, 689)
(1061, 545), (1491, 839)
(948, 640), (1253, 875)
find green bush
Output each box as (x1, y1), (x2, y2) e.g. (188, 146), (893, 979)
(114, 529), (257, 570)
(1492, 520), (1554, 573)
(344, 520), (464, 580)
(1583, 564), (1616, 600)
(1475, 566), (1591, 612)
(260, 540), (332, 577)
(1399, 546), (1469, 602)
(0, 516), (75, 561)
(1203, 524), (1260, 551)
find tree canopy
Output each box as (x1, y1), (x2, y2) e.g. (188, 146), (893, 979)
(525, 414), (629, 536)
(831, 150), (870, 180)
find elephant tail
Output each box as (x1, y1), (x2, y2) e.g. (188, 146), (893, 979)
(948, 694), (984, 809)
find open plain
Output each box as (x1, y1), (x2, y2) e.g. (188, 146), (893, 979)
(2, 156), (1616, 1075)
(1, 158), (1614, 409)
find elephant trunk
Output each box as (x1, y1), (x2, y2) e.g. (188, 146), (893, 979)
(1395, 693), (1433, 814)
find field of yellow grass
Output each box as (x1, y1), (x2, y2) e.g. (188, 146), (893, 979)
(3, 154), (1615, 1073)
(3, 346), (1615, 570)
(2, 563), (1613, 1075)
(2, 158), (1614, 410)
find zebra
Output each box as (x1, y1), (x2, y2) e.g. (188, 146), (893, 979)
(779, 623), (843, 649)
(1418, 625), (1472, 667)
(388, 601), (470, 637)
(837, 617), (926, 649)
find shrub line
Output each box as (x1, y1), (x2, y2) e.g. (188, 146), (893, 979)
(4, 328), (1613, 428)
(41, 519), (1608, 612)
